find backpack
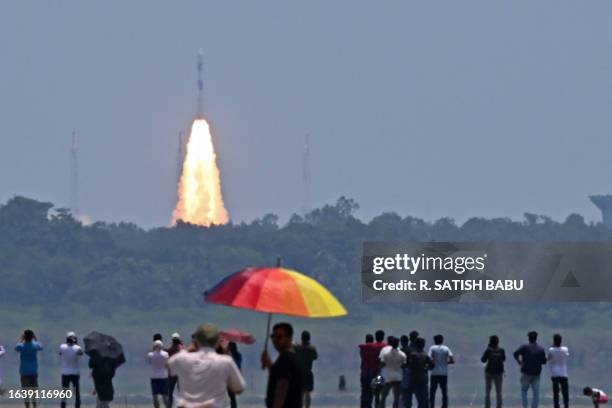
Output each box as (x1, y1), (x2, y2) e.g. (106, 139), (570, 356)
(486, 347), (504, 374)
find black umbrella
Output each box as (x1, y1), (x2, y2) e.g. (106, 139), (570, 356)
(84, 331), (126, 366)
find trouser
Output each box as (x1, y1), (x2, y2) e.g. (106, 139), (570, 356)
(61, 374), (81, 408)
(520, 374), (540, 408)
(20, 374), (38, 408)
(551, 377), (569, 408)
(361, 373), (377, 408)
(379, 381), (401, 408)
(485, 373), (503, 408)
(228, 389), (237, 408)
(403, 383), (428, 408)
(430, 375), (448, 408)
(168, 376), (178, 407)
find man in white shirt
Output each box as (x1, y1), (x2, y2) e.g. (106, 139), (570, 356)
(59, 332), (83, 408)
(167, 324), (245, 408)
(148, 340), (170, 408)
(548, 334), (569, 408)
(428, 334), (454, 408)
(378, 336), (406, 408)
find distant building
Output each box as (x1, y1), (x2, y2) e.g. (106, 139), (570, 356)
(590, 195), (612, 228)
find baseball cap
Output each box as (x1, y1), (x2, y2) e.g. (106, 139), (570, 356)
(171, 332), (181, 339)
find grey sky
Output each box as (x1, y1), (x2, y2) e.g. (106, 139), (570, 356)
(1, 1), (612, 228)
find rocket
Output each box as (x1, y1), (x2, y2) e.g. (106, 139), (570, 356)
(197, 49), (204, 118)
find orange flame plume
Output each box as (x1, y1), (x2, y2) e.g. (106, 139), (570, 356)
(172, 119), (229, 226)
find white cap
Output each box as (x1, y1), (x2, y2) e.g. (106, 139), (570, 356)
(153, 340), (164, 348)
(66, 331), (76, 338)
(171, 332), (181, 339)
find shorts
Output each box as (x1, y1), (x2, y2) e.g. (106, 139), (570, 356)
(151, 378), (169, 395)
(303, 371), (314, 392)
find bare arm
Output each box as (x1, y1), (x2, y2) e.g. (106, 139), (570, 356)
(273, 379), (289, 408)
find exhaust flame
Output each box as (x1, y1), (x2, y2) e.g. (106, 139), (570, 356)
(173, 118), (229, 226)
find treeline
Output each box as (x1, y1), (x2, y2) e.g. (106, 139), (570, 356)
(1, 195), (611, 317)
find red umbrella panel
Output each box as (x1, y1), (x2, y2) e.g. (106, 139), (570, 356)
(219, 329), (256, 345)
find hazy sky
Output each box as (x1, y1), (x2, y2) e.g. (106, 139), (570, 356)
(2, 1), (612, 228)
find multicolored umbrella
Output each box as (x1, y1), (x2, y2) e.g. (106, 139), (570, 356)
(219, 329), (256, 345)
(204, 267), (347, 318)
(205, 265), (347, 353)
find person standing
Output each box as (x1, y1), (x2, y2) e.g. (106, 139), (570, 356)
(405, 337), (433, 408)
(15, 329), (43, 408)
(548, 334), (569, 408)
(0, 342), (5, 395)
(166, 333), (183, 407)
(378, 337), (406, 408)
(261, 322), (304, 408)
(89, 351), (121, 408)
(481, 335), (505, 408)
(59, 332), (83, 408)
(167, 324), (245, 408)
(401, 331), (419, 408)
(295, 331), (318, 408)
(227, 342), (243, 408)
(148, 340), (170, 408)
(513, 331), (547, 408)
(359, 334), (378, 408)
(428, 335), (454, 408)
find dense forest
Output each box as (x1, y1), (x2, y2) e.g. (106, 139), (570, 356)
(1, 195), (611, 314)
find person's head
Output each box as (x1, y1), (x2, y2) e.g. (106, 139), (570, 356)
(553, 333), (562, 347)
(389, 336), (399, 349)
(415, 337), (426, 351)
(409, 330), (419, 341)
(434, 334), (444, 345)
(301, 330), (311, 344)
(153, 340), (163, 351)
(153, 333), (163, 342)
(171, 333), (182, 344)
(23, 329), (35, 342)
(66, 331), (77, 344)
(365, 334), (374, 343)
(528, 331), (538, 343)
(375, 330), (385, 342)
(583, 387), (593, 396)
(193, 324), (219, 348)
(228, 341), (238, 354)
(386, 335), (393, 344)
(400, 335), (409, 348)
(489, 335), (499, 348)
(271, 322), (294, 352)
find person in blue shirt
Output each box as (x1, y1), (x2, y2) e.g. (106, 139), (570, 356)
(15, 329), (43, 408)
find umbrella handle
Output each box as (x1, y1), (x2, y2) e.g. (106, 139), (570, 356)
(261, 312), (272, 370)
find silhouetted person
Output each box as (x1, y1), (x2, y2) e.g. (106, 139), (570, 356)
(261, 323), (304, 408)
(514, 331), (546, 408)
(481, 335), (505, 408)
(295, 331), (318, 408)
(359, 334), (377, 408)
(89, 351), (120, 408)
(405, 337), (433, 408)
(428, 335), (454, 408)
(402, 331), (419, 408)
(15, 329), (43, 408)
(548, 334), (569, 408)
(378, 336), (406, 408)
